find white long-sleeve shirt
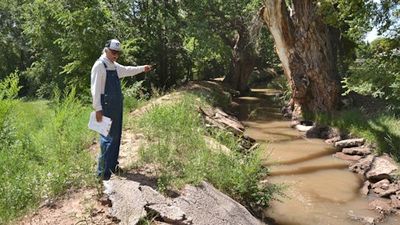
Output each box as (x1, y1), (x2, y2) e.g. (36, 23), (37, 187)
(91, 55), (145, 111)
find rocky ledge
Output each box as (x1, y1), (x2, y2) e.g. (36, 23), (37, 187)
(103, 177), (265, 225)
(293, 122), (400, 221)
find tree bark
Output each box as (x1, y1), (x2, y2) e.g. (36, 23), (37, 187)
(223, 28), (256, 94)
(261, 0), (341, 118)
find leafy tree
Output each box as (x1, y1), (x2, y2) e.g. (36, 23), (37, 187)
(21, 0), (112, 97)
(104, 0), (191, 90)
(261, 0), (398, 117)
(182, 0), (266, 92)
(0, 0), (32, 93)
(343, 38), (400, 111)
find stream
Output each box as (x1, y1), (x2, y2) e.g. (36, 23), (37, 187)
(233, 88), (399, 225)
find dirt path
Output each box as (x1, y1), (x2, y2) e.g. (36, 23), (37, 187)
(17, 129), (143, 225)
(18, 188), (117, 225)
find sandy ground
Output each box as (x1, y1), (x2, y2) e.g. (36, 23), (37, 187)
(18, 188), (118, 225)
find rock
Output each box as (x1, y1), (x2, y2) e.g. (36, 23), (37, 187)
(366, 155), (399, 182)
(349, 155), (375, 175)
(347, 210), (380, 225)
(325, 136), (341, 145)
(371, 179), (399, 197)
(369, 198), (393, 214)
(294, 124), (313, 132)
(290, 120), (300, 128)
(103, 178), (148, 225)
(140, 185), (168, 204)
(173, 181), (265, 225)
(335, 138), (365, 149)
(334, 152), (362, 163)
(361, 181), (371, 196)
(304, 125), (327, 138)
(391, 192), (400, 209)
(239, 135), (256, 151)
(371, 179), (390, 188)
(342, 146), (372, 156)
(304, 126), (319, 138)
(378, 187), (399, 198)
(305, 125), (343, 139)
(321, 127), (342, 140)
(104, 178), (265, 225)
(145, 203), (192, 225)
(200, 106), (245, 136)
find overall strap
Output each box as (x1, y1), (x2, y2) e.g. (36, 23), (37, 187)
(98, 59), (108, 70)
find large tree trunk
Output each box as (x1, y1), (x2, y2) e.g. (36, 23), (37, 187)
(261, 0), (341, 118)
(223, 29), (256, 94)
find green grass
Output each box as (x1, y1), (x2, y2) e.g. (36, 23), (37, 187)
(0, 91), (97, 224)
(314, 109), (400, 161)
(134, 93), (281, 210)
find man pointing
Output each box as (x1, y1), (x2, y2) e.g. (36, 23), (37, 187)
(90, 39), (151, 180)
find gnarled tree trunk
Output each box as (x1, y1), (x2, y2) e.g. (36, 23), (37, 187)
(223, 26), (256, 94)
(261, 0), (341, 118)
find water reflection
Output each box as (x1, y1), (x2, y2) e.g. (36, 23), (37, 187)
(232, 89), (399, 225)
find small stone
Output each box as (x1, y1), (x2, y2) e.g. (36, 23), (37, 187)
(368, 198), (393, 214)
(366, 155), (399, 182)
(347, 210), (377, 225)
(349, 155), (375, 175)
(373, 180), (400, 198)
(390, 193), (400, 209)
(342, 146), (371, 156)
(325, 136), (341, 145)
(371, 179), (390, 190)
(335, 138), (365, 149)
(361, 181), (371, 196)
(334, 152), (362, 163)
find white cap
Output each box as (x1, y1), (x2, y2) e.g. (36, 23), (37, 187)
(105, 39), (121, 51)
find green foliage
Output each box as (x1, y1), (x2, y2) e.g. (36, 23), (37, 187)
(0, 0), (32, 83)
(0, 73), (21, 100)
(107, 0), (191, 89)
(122, 81), (148, 112)
(318, 0), (374, 40)
(343, 38), (400, 110)
(183, 36), (231, 80)
(182, 0), (278, 86)
(136, 93), (281, 209)
(21, 0), (112, 97)
(0, 85), (96, 224)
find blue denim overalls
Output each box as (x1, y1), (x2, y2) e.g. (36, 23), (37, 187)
(97, 59), (123, 180)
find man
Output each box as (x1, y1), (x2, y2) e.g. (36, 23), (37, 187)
(91, 39), (152, 180)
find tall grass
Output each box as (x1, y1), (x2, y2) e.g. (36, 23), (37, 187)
(135, 93), (280, 210)
(0, 85), (96, 224)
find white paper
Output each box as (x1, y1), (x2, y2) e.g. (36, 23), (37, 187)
(88, 111), (112, 136)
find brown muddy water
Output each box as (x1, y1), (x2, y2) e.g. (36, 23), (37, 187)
(233, 89), (399, 225)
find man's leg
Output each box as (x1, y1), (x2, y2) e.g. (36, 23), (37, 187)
(98, 135), (113, 180)
(109, 111), (123, 173)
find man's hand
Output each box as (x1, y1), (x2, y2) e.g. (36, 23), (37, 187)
(96, 110), (103, 122)
(144, 65), (152, 72)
